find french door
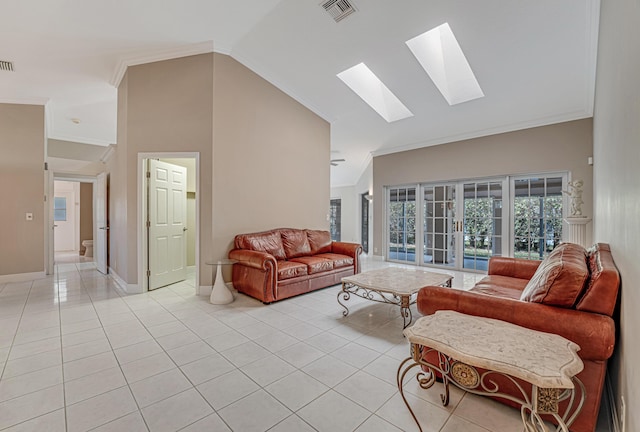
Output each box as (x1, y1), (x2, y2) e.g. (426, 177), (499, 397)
(387, 179), (506, 271)
(387, 174), (567, 271)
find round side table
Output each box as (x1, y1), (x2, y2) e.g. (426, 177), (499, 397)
(206, 259), (236, 305)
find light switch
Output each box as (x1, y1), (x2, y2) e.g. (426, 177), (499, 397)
(26, 213), (33, 221)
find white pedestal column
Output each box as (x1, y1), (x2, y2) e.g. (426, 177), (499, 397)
(564, 217), (592, 248)
(209, 261), (234, 305)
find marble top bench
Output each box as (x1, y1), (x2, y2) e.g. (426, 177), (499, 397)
(398, 310), (585, 432)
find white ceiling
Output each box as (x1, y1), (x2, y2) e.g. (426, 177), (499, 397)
(0, 0), (599, 186)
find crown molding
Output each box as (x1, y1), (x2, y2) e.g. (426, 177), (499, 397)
(47, 133), (113, 147)
(100, 144), (117, 163)
(110, 41), (216, 88)
(0, 97), (49, 106)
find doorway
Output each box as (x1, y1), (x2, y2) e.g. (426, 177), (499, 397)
(139, 154), (199, 292)
(51, 179), (97, 265)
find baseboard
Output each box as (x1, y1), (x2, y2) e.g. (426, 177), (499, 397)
(109, 268), (144, 294)
(199, 285), (212, 296)
(0, 271), (47, 284)
(605, 374), (621, 432)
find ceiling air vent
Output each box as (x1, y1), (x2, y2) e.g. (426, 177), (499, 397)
(0, 60), (14, 72)
(321, 0), (356, 23)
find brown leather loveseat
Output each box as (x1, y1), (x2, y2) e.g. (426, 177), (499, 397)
(416, 243), (620, 432)
(229, 228), (362, 303)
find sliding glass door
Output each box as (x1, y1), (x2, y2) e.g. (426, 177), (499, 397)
(423, 184), (456, 267)
(462, 181), (504, 271)
(386, 174), (566, 271)
(512, 176), (564, 260)
(388, 187), (416, 263)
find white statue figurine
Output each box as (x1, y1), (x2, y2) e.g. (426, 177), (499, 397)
(563, 180), (584, 217)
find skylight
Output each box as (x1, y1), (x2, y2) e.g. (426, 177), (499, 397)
(337, 63), (413, 123)
(406, 23), (484, 106)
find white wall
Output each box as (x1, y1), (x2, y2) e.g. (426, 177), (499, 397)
(330, 160), (373, 247)
(593, 1), (640, 430)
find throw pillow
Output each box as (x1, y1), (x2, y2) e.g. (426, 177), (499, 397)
(520, 243), (588, 307)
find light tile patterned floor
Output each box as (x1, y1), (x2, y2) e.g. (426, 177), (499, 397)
(0, 254), (607, 431)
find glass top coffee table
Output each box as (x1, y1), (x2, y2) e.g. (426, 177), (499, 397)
(339, 267), (453, 329)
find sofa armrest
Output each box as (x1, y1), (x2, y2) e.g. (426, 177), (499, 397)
(488, 257), (541, 279)
(417, 286), (615, 361)
(228, 249), (277, 270)
(331, 241), (362, 257)
(331, 241), (363, 273)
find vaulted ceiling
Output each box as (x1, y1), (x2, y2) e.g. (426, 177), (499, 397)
(0, 0), (599, 186)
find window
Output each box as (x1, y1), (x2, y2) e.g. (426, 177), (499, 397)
(388, 187), (417, 263)
(54, 197), (67, 221)
(361, 193), (370, 254)
(461, 181), (504, 270)
(329, 199), (341, 241)
(512, 176), (564, 260)
(385, 173), (567, 270)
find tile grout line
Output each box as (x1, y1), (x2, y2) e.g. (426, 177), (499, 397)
(75, 261), (153, 432)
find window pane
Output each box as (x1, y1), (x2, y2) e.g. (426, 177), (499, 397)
(512, 175), (565, 260)
(54, 197), (67, 221)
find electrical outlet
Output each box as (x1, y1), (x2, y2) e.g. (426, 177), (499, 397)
(25, 213), (33, 221)
(374, 247), (378, 253)
(620, 396), (626, 432)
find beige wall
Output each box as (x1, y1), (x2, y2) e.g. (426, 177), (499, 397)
(593, 1), (640, 430)
(79, 182), (93, 254)
(372, 118), (594, 255)
(0, 104), (45, 277)
(114, 53), (214, 286)
(212, 53), (330, 262)
(110, 53), (329, 288)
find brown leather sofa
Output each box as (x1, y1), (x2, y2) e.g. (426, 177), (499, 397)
(416, 243), (620, 432)
(228, 228), (362, 303)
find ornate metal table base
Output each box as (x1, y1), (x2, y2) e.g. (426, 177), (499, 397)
(338, 282), (415, 328)
(338, 278), (452, 329)
(397, 344), (586, 432)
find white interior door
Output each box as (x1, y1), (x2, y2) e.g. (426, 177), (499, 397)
(148, 160), (187, 290)
(95, 172), (108, 274)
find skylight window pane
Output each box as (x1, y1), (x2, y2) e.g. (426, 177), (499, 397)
(337, 63), (413, 122)
(406, 23), (484, 106)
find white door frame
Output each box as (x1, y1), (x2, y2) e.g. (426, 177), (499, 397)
(138, 152), (200, 293)
(47, 173), (99, 273)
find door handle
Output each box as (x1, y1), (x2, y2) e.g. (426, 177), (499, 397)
(99, 226), (110, 230)
(183, 227), (188, 232)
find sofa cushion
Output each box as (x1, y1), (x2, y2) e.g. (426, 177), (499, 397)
(520, 243), (588, 307)
(314, 253), (353, 269)
(235, 230), (287, 260)
(575, 243), (620, 315)
(290, 256), (334, 274)
(277, 260), (308, 280)
(306, 230), (332, 255)
(471, 275), (528, 299)
(281, 229), (312, 259)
